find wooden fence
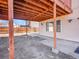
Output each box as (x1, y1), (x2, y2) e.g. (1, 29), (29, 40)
(0, 27), (39, 34)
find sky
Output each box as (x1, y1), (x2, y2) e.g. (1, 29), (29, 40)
(0, 19), (28, 25)
(14, 19), (26, 25)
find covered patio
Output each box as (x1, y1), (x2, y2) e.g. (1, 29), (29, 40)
(0, 0), (73, 59)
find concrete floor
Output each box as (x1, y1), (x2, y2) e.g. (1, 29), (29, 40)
(39, 35), (79, 59)
(0, 35), (77, 59)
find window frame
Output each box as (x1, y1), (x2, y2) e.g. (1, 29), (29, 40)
(46, 20), (62, 32)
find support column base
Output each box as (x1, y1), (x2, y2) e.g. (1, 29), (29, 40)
(52, 48), (59, 54)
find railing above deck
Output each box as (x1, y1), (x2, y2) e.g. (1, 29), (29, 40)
(55, 0), (72, 13)
(60, 0), (71, 9)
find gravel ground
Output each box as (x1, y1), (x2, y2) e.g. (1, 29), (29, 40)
(0, 35), (76, 59)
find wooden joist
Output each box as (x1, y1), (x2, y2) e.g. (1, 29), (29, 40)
(0, 0), (72, 21)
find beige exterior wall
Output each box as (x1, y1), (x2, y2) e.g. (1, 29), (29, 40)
(39, 0), (79, 42)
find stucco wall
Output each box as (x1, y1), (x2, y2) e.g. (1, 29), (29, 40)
(39, 0), (79, 42)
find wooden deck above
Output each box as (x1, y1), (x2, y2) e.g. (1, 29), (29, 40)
(0, 0), (72, 22)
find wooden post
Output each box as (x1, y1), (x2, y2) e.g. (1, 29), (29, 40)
(29, 21), (31, 28)
(8, 0), (14, 59)
(53, 0), (56, 49)
(26, 21), (27, 35)
(26, 20), (28, 35)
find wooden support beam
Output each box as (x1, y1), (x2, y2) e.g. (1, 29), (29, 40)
(57, 6), (67, 14)
(32, 10), (48, 20)
(0, 0), (7, 4)
(39, 0), (65, 15)
(14, 8), (38, 15)
(24, 0), (47, 10)
(40, 0), (53, 8)
(13, 0), (69, 21)
(14, 1), (44, 13)
(0, 14), (8, 20)
(14, 9), (37, 17)
(35, 13), (52, 20)
(53, 0), (56, 49)
(8, 0), (14, 59)
(14, 0), (55, 20)
(14, 5), (40, 14)
(0, 4), (8, 8)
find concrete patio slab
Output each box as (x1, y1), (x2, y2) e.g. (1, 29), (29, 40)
(0, 35), (76, 59)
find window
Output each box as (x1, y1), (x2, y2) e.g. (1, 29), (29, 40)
(56, 20), (61, 32)
(46, 22), (54, 32)
(46, 20), (61, 32)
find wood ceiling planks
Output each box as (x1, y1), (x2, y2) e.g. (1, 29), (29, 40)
(0, 0), (72, 21)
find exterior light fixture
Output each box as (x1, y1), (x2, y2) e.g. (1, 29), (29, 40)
(41, 22), (43, 25)
(68, 19), (73, 23)
(77, 17), (79, 20)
